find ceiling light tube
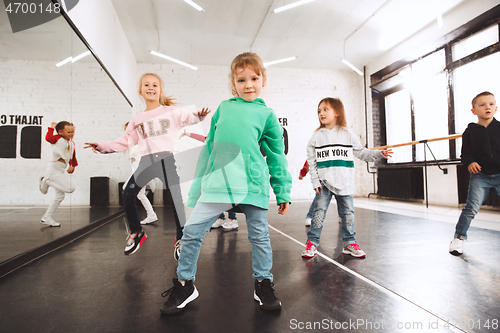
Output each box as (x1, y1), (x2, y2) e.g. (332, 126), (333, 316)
(183, 0), (205, 12)
(151, 51), (198, 70)
(264, 56), (297, 67)
(56, 56), (72, 67)
(274, 0), (315, 13)
(342, 59), (363, 76)
(71, 50), (91, 63)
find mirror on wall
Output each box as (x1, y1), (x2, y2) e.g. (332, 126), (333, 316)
(0, 8), (128, 264)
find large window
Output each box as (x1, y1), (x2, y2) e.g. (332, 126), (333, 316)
(385, 89), (412, 163)
(411, 50), (449, 161)
(372, 19), (500, 165)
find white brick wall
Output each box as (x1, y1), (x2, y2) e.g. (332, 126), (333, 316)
(1, 59), (373, 206)
(0, 59), (132, 206)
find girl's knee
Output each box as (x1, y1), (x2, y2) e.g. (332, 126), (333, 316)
(344, 214), (354, 225)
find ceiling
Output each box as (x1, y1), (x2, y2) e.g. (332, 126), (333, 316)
(1, 0), (468, 70)
(111, 0), (466, 70)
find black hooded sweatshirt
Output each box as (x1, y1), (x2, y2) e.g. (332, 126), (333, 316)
(461, 117), (500, 175)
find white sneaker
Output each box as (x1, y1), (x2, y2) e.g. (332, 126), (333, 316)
(39, 177), (49, 194)
(305, 218), (311, 226)
(140, 214), (158, 225)
(222, 218), (238, 231)
(40, 217), (60, 227)
(211, 218), (224, 229)
(449, 238), (463, 255)
(342, 244), (366, 258)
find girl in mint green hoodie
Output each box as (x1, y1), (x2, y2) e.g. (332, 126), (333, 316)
(161, 52), (292, 315)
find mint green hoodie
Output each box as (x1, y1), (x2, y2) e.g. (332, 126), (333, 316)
(186, 97), (292, 209)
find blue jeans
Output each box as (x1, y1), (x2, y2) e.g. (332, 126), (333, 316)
(177, 203), (273, 282)
(306, 186), (356, 248)
(455, 172), (500, 240)
(305, 195), (319, 220)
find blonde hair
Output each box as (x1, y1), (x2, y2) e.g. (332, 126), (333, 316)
(138, 73), (176, 106)
(315, 97), (348, 131)
(229, 52), (266, 96)
(471, 91), (495, 108)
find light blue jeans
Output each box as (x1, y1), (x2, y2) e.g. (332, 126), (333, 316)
(177, 203), (273, 282)
(305, 195), (318, 220)
(455, 172), (500, 240)
(306, 186), (356, 248)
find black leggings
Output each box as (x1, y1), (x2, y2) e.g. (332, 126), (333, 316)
(122, 152), (185, 240)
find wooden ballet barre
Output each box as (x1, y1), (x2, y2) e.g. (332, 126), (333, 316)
(371, 134), (462, 150)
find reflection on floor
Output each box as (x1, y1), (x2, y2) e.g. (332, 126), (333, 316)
(0, 206), (123, 262)
(0, 199), (498, 333)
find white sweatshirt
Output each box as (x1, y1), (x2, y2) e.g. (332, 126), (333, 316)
(307, 126), (383, 195)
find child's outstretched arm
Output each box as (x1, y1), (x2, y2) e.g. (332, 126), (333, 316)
(197, 107), (211, 120)
(381, 149), (393, 159)
(45, 123), (60, 144)
(84, 142), (99, 153)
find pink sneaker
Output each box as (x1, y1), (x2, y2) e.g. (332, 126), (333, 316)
(301, 240), (317, 258)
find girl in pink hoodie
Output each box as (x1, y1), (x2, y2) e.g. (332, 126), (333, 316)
(85, 73), (209, 256)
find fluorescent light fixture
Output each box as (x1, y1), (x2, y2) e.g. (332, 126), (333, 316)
(55, 51), (91, 67)
(264, 56), (297, 67)
(341, 59), (363, 76)
(274, 0), (315, 13)
(55, 56), (72, 67)
(151, 51), (198, 70)
(183, 0), (204, 12)
(71, 50), (91, 63)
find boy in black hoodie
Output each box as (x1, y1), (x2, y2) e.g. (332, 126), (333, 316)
(450, 91), (500, 255)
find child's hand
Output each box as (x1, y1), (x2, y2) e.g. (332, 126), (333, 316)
(278, 202), (289, 215)
(67, 166), (75, 174)
(314, 187), (321, 194)
(298, 175), (303, 180)
(197, 108), (211, 120)
(381, 149), (393, 159)
(179, 129), (189, 139)
(51, 122), (57, 129)
(468, 162), (481, 174)
(84, 142), (99, 153)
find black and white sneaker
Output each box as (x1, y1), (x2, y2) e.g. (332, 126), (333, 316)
(160, 278), (199, 314)
(254, 279), (281, 311)
(124, 230), (147, 255)
(173, 238), (181, 261)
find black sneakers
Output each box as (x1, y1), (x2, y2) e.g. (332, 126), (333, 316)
(160, 278), (199, 315)
(124, 230), (147, 255)
(254, 279), (281, 311)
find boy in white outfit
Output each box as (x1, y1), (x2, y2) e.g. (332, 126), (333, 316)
(39, 121), (77, 227)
